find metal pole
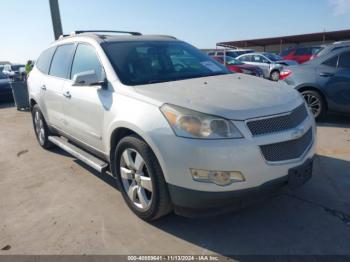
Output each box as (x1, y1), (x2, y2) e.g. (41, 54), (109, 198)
(49, 0), (63, 40)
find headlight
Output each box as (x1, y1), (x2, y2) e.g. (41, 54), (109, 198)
(160, 104), (243, 139)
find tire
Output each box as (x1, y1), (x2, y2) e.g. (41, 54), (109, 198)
(113, 135), (172, 221)
(300, 90), (326, 120)
(270, 70), (280, 81)
(31, 104), (55, 149)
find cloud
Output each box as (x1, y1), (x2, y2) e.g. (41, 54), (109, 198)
(329, 0), (350, 15)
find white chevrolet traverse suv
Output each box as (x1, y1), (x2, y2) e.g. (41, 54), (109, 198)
(28, 31), (316, 221)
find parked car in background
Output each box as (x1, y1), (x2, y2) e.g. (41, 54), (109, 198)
(0, 72), (13, 102)
(281, 46), (323, 64)
(206, 49), (254, 58)
(211, 56), (263, 77)
(28, 31), (315, 221)
(236, 52), (297, 81)
(281, 47), (350, 119)
(310, 41), (350, 60)
(2, 64), (25, 80)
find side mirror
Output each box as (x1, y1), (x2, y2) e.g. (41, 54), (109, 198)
(72, 70), (107, 88)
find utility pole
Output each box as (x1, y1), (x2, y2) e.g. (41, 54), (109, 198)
(49, 0), (63, 40)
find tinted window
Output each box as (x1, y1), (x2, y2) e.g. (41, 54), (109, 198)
(0, 72), (7, 79)
(36, 47), (56, 74)
(322, 56), (338, 67)
(338, 52), (350, 69)
(49, 44), (75, 78)
(71, 44), (104, 81)
(263, 53), (282, 61)
(281, 48), (294, 56)
(252, 55), (267, 63)
(102, 41), (229, 86)
(295, 48), (310, 56)
(239, 55), (251, 62)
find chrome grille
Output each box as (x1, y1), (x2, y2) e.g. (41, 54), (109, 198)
(247, 104), (308, 136)
(260, 128), (313, 162)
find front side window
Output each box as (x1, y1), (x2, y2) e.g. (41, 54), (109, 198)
(238, 55), (251, 62)
(36, 47), (56, 74)
(49, 44), (75, 79)
(102, 41), (229, 86)
(338, 52), (350, 69)
(252, 55), (264, 63)
(322, 56), (339, 68)
(71, 44), (104, 81)
(263, 53), (282, 62)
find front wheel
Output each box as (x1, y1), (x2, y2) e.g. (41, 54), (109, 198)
(270, 70), (280, 81)
(113, 135), (172, 221)
(301, 90), (326, 120)
(32, 105), (55, 149)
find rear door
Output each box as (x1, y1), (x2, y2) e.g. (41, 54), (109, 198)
(250, 55), (270, 78)
(41, 44), (75, 128)
(61, 43), (108, 151)
(322, 51), (350, 113)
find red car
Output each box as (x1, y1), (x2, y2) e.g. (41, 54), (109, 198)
(281, 46), (323, 64)
(212, 56), (263, 77)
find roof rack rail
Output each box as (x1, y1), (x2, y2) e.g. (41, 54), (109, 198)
(151, 35), (177, 40)
(72, 30), (142, 36)
(59, 34), (70, 39)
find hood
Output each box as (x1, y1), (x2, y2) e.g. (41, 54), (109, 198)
(133, 74), (302, 120)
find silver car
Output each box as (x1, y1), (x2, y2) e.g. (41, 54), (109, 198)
(28, 31), (316, 221)
(236, 52), (297, 81)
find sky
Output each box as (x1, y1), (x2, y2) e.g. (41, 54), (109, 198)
(1, 0), (350, 63)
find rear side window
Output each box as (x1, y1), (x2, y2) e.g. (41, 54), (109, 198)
(49, 44), (75, 79)
(239, 55), (251, 62)
(36, 47), (56, 74)
(322, 56), (338, 68)
(70, 44), (104, 81)
(338, 52), (350, 69)
(295, 48), (310, 56)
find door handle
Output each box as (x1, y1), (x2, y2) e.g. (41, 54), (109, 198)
(319, 72), (334, 77)
(63, 91), (71, 98)
(41, 85), (47, 91)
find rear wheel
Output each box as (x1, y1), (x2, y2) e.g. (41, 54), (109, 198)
(270, 70), (280, 81)
(301, 90), (326, 120)
(32, 105), (55, 149)
(113, 135), (172, 221)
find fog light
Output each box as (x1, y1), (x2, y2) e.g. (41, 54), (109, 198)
(191, 169), (245, 186)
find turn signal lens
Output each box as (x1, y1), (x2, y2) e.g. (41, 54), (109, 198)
(191, 169), (245, 186)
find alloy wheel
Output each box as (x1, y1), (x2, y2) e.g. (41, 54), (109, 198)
(34, 111), (45, 145)
(120, 148), (153, 211)
(271, 71), (280, 81)
(302, 91), (322, 118)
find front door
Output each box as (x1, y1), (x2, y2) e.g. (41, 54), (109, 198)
(62, 43), (109, 152)
(319, 51), (350, 114)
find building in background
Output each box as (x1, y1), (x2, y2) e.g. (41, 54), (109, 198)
(216, 29), (350, 54)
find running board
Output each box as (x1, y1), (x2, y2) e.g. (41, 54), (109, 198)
(48, 136), (109, 173)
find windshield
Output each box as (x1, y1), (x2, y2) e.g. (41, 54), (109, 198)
(225, 57), (244, 65)
(264, 53), (282, 61)
(0, 73), (7, 79)
(102, 41), (230, 86)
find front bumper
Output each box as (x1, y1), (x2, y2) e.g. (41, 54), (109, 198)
(151, 112), (316, 193)
(168, 158), (313, 217)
